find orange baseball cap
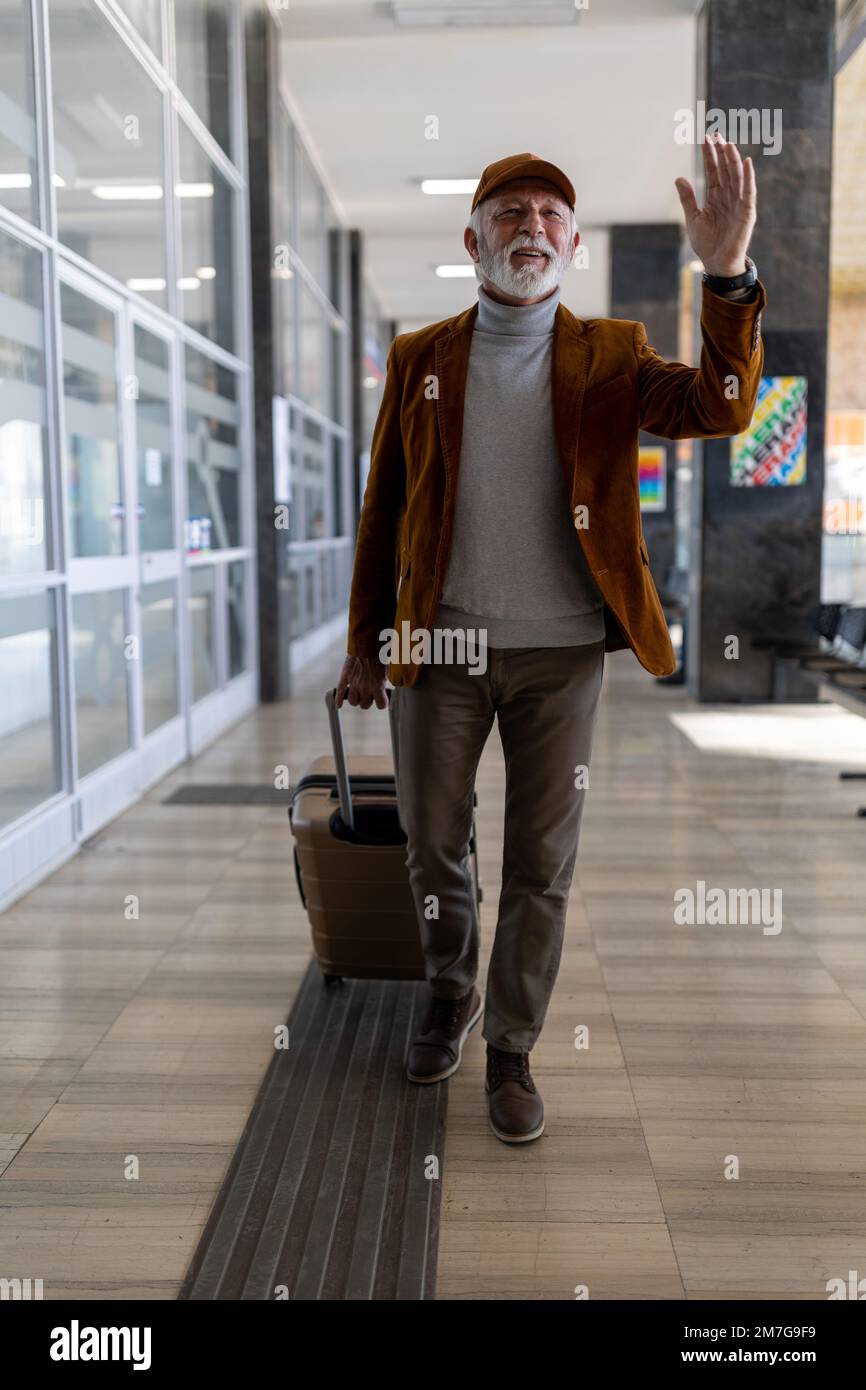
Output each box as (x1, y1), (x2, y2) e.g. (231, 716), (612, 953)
(471, 152), (576, 213)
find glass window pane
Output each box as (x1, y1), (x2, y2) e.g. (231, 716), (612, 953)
(287, 553), (300, 639)
(299, 285), (325, 413)
(72, 589), (131, 777)
(141, 578), (178, 735)
(274, 268), (295, 398)
(174, 1), (233, 158)
(50, 0), (167, 303)
(302, 417), (325, 541)
(299, 148), (323, 282)
(60, 283), (124, 558)
(177, 119), (235, 351)
(134, 325), (174, 552)
(329, 321), (345, 424)
(305, 559), (316, 630)
(0, 591), (61, 829)
(0, 0), (39, 225)
(288, 414), (302, 542)
(115, 0), (162, 56)
(0, 229), (49, 574)
(318, 549), (329, 622)
(271, 101), (295, 256)
(227, 559), (246, 678)
(327, 216), (344, 313)
(184, 346), (240, 551)
(271, 102), (295, 398)
(331, 435), (344, 538)
(188, 565), (216, 701)
(361, 298), (388, 447)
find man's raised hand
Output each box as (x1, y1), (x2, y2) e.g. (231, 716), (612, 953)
(675, 134), (756, 279)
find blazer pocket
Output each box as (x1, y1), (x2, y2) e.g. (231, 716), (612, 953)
(583, 372), (632, 411)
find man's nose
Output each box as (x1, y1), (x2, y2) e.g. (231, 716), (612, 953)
(520, 213), (546, 238)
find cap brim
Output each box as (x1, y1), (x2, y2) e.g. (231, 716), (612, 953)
(473, 160), (575, 212)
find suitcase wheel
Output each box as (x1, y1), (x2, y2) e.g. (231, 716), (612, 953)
(322, 972), (344, 987)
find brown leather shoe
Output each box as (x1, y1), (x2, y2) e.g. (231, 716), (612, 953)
(406, 987), (482, 1083)
(485, 1045), (545, 1143)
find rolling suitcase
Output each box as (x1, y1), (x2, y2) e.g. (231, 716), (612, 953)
(289, 688), (481, 984)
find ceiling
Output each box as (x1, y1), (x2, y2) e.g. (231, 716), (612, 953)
(279, 0), (866, 327)
(279, 0), (700, 329)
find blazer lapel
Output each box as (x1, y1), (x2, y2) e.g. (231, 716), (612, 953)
(434, 299), (592, 526)
(551, 302), (591, 505)
(434, 303), (478, 498)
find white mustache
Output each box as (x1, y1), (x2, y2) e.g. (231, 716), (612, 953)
(509, 241), (552, 258)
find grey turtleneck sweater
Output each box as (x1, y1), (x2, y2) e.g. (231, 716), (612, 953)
(434, 283), (606, 647)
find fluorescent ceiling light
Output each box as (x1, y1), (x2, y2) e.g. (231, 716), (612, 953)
(362, 376), (379, 388)
(195, 265), (216, 280)
(92, 184), (163, 200)
(0, 172), (65, 189)
(177, 276), (201, 290)
(436, 264), (476, 277)
(393, 1), (579, 28)
(127, 277), (166, 292)
(422, 178), (478, 196)
(175, 182), (214, 199)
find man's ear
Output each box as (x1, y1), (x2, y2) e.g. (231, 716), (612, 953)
(572, 229), (581, 255)
(464, 225), (479, 263)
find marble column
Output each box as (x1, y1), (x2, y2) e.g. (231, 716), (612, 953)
(610, 224), (682, 587)
(690, 0), (835, 701)
(245, 4), (288, 700)
(348, 230), (364, 532)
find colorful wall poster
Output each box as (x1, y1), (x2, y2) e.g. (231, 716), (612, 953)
(639, 446), (667, 511)
(730, 376), (807, 486)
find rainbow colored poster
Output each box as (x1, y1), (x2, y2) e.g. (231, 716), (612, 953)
(639, 446), (666, 511)
(730, 376), (807, 486)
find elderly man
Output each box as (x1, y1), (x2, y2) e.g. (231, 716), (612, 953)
(336, 142), (764, 1143)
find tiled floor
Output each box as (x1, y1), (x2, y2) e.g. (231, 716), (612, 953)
(2, 640), (866, 1299)
(437, 656), (866, 1300)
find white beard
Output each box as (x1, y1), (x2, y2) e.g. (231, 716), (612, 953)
(475, 230), (568, 299)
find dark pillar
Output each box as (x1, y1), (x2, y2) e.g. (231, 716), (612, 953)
(348, 229), (364, 530)
(691, 0), (834, 701)
(610, 224), (682, 587)
(204, 2), (231, 155)
(245, 4), (288, 701)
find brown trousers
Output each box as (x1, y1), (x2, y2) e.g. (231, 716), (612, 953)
(390, 639), (605, 1052)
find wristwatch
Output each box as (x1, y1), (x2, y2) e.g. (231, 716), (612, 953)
(702, 256), (757, 294)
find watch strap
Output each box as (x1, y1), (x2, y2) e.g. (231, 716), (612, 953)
(702, 256), (757, 294)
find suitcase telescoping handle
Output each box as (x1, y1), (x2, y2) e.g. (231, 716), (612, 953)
(325, 687), (397, 832)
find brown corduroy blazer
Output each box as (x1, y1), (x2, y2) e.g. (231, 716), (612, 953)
(347, 280), (766, 686)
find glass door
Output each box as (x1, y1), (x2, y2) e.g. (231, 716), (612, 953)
(129, 309), (186, 775)
(56, 261), (254, 831)
(58, 265), (139, 832)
